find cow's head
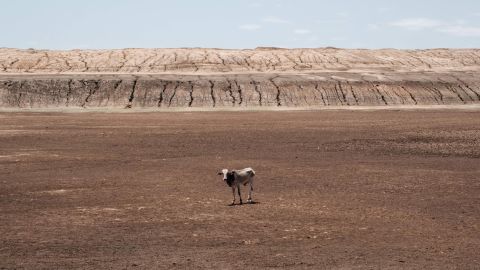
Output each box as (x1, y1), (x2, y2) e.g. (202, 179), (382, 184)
(218, 169), (235, 186)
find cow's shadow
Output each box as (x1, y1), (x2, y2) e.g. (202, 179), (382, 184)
(228, 201), (260, 207)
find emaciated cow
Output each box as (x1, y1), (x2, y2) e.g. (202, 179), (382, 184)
(218, 167), (255, 205)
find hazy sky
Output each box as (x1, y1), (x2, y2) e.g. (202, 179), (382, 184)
(1, 0), (479, 49)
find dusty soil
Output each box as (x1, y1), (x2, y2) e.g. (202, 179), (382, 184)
(1, 110), (479, 269)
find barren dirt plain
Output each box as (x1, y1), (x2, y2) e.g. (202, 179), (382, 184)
(1, 110), (480, 269)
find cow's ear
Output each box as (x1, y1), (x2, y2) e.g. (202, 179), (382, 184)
(217, 172), (222, 175)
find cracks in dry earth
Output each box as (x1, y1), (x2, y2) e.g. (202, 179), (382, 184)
(264, 57), (275, 71)
(410, 55), (432, 69)
(346, 81), (359, 105)
(202, 50), (209, 63)
(456, 84), (476, 102)
(298, 51), (305, 64)
(430, 84), (445, 103)
(125, 79), (137, 108)
(10, 59), (19, 70)
(107, 80), (122, 105)
(233, 80), (243, 105)
(188, 81), (194, 107)
(314, 83), (327, 106)
(214, 52), (225, 66)
(372, 83), (388, 105)
(14, 81), (25, 107)
(335, 81), (349, 105)
(173, 52), (178, 63)
(81, 80), (100, 108)
(113, 80), (123, 92)
(321, 85), (332, 106)
(445, 84), (467, 104)
(118, 51), (128, 71)
(421, 85), (441, 104)
(136, 54), (156, 72)
(244, 54), (253, 71)
(452, 76), (480, 101)
(168, 82), (180, 107)
(251, 80), (262, 106)
(209, 80), (216, 107)
(192, 62), (200, 72)
(297, 50), (312, 69)
(185, 52), (199, 71)
(3, 59), (19, 72)
(66, 79), (73, 106)
(272, 53), (281, 70)
(26, 53), (45, 72)
(157, 81), (168, 107)
(78, 52), (89, 72)
(269, 77), (282, 106)
(226, 80), (236, 106)
(389, 86), (407, 105)
(284, 54), (300, 71)
(400, 86), (418, 105)
(64, 58), (73, 72)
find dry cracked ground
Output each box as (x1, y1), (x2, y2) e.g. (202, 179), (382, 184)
(0, 111), (479, 269)
(0, 47), (480, 109)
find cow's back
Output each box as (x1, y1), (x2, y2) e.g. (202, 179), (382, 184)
(234, 168), (255, 185)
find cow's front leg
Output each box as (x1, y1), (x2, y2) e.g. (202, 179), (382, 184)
(237, 184), (243, 205)
(230, 186), (236, 206)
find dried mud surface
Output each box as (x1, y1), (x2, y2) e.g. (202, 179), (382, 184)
(1, 111), (479, 269)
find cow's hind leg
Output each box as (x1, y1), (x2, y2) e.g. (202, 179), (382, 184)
(247, 180), (254, 203)
(237, 184), (243, 205)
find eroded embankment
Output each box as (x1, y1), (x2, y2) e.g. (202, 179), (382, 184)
(1, 48), (480, 109)
(1, 72), (480, 108)
(2, 47), (480, 73)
